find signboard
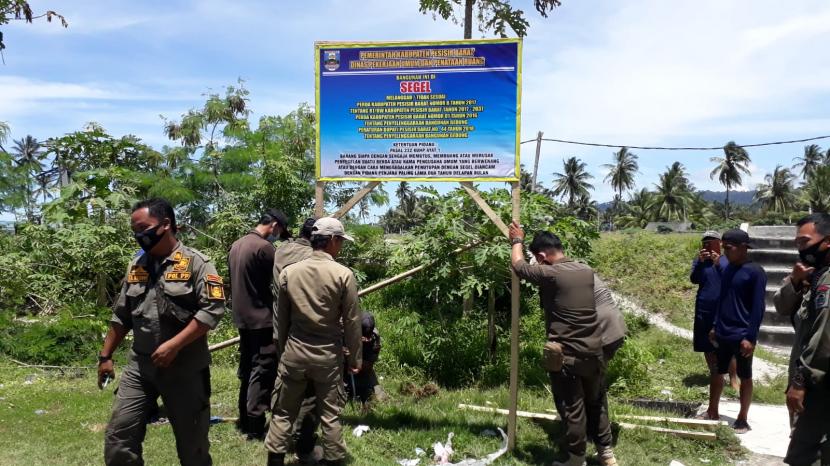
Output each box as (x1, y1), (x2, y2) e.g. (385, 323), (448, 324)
(315, 39), (521, 181)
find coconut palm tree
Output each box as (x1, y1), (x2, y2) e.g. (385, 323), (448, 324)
(710, 141), (751, 219)
(803, 165), (830, 213)
(754, 165), (797, 214)
(0, 121), (9, 152)
(652, 162), (695, 221)
(602, 147), (639, 208)
(572, 193), (598, 222)
(12, 135), (45, 222)
(551, 157), (593, 207)
(793, 144), (824, 181)
(616, 188), (654, 229)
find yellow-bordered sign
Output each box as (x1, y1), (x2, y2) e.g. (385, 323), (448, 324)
(315, 38), (521, 182)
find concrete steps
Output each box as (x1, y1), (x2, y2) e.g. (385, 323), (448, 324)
(747, 228), (798, 351)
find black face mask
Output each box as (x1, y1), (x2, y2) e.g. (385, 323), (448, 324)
(134, 224), (165, 252)
(799, 238), (829, 267)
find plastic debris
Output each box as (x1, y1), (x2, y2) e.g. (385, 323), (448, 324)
(433, 432), (454, 464)
(34, 409), (47, 415)
(448, 428), (508, 466)
(480, 429), (498, 437)
(669, 461), (686, 466)
(700, 459), (711, 464)
(399, 428), (508, 466)
(352, 425), (370, 437)
(415, 447), (426, 457)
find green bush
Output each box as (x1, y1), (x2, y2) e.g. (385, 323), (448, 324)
(0, 305), (109, 365)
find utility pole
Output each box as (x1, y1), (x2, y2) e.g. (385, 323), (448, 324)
(531, 131), (543, 192)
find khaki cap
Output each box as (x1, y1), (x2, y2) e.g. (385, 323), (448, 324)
(312, 217), (354, 241)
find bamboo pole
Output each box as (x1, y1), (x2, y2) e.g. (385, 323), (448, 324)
(508, 181), (520, 450)
(315, 181), (325, 218)
(332, 181), (381, 219)
(460, 182), (509, 237)
(458, 404), (718, 441)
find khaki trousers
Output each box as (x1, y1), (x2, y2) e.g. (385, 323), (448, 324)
(265, 359), (347, 461)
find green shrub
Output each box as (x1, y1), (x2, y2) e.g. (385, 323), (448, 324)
(0, 304), (109, 365)
(606, 338), (656, 398)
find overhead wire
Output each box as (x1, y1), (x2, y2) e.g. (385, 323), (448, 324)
(518, 134), (830, 150)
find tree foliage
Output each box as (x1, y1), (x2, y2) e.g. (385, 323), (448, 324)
(418, 0), (561, 38)
(0, 1), (67, 53)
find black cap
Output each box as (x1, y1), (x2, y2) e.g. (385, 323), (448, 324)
(722, 229), (756, 249)
(264, 209), (292, 239)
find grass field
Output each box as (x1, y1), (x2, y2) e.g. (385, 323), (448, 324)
(0, 359), (744, 466)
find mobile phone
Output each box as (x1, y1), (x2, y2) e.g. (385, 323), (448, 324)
(102, 374), (113, 388)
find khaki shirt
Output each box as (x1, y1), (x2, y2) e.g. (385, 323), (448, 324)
(776, 269), (830, 387)
(111, 242), (226, 370)
(513, 257), (602, 356)
(594, 275), (628, 347)
(271, 238), (313, 341)
(276, 251), (362, 368)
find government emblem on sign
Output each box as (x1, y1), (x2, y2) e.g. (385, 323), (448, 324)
(323, 50), (340, 71)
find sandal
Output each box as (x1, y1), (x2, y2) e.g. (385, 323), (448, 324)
(732, 419), (751, 434)
(695, 412), (720, 421)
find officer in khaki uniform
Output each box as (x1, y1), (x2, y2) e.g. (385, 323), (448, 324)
(774, 214), (830, 466)
(271, 218), (322, 463)
(98, 198), (225, 466)
(509, 222), (614, 466)
(265, 217), (362, 466)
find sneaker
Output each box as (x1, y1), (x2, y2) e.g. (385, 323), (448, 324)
(596, 446), (618, 466)
(732, 419), (751, 434)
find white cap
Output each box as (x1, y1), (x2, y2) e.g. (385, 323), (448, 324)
(312, 217), (354, 241)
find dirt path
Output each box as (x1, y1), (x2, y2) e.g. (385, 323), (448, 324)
(610, 291), (786, 380)
(609, 291), (791, 462)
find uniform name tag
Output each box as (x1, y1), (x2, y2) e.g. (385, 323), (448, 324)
(127, 265), (149, 283)
(165, 271), (192, 281)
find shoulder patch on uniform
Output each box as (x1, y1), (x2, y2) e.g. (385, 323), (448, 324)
(165, 271), (192, 281)
(172, 256), (191, 272)
(817, 284), (829, 292)
(128, 265), (149, 283)
(172, 251), (183, 261)
(816, 291), (828, 310)
(205, 276), (225, 301)
(206, 274), (223, 284)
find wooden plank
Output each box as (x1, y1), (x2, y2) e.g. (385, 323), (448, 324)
(508, 181), (521, 451)
(614, 414), (726, 430)
(544, 409), (728, 430)
(459, 404), (560, 422)
(617, 422), (717, 441)
(459, 404), (717, 442)
(315, 181), (325, 218)
(332, 181), (381, 219)
(460, 182), (509, 238)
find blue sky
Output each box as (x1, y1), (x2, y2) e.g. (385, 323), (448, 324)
(3, 0), (830, 217)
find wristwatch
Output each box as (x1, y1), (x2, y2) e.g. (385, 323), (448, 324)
(511, 237), (524, 245)
(98, 354), (112, 364)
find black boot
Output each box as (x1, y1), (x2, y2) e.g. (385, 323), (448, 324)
(246, 414), (267, 440)
(319, 459), (344, 466)
(267, 452), (285, 466)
